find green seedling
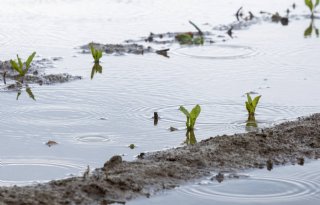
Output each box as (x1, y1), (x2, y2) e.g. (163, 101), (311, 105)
(175, 33), (204, 45)
(91, 63), (103, 79)
(90, 44), (103, 63)
(245, 94), (261, 120)
(305, 0), (320, 18)
(10, 52), (36, 82)
(175, 33), (194, 44)
(175, 21), (204, 45)
(179, 104), (201, 131)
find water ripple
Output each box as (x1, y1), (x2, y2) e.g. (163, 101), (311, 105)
(172, 44), (259, 60)
(0, 158), (85, 186)
(179, 171), (320, 202)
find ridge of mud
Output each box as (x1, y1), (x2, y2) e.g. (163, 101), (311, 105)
(0, 114), (319, 205)
(79, 9), (315, 57)
(0, 59), (81, 91)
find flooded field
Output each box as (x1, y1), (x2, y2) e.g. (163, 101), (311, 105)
(0, 0), (319, 204)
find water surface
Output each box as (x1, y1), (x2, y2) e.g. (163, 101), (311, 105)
(0, 1), (319, 203)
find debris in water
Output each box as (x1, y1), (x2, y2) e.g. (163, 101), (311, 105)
(46, 140), (58, 147)
(169, 127), (178, 132)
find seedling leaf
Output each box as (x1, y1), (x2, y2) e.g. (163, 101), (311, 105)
(179, 106), (190, 117)
(305, 0), (314, 12)
(246, 93), (253, 104)
(252, 96), (261, 109)
(90, 44), (103, 63)
(190, 104), (201, 120)
(10, 60), (23, 75)
(26, 52), (36, 69)
(17, 55), (23, 71)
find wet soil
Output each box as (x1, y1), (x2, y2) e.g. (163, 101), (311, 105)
(0, 59), (81, 90)
(1, 114), (319, 205)
(79, 8), (307, 57)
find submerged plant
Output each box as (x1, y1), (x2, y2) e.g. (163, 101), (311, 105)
(10, 52), (36, 82)
(305, 0), (320, 18)
(245, 93), (261, 120)
(179, 104), (201, 131)
(90, 44), (103, 63)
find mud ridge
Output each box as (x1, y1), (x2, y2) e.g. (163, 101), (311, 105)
(0, 58), (81, 91)
(0, 114), (320, 204)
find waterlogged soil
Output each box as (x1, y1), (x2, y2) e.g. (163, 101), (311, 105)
(79, 9), (300, 56)
(0, 59), (81, 90)
(0, 114), (319, 205)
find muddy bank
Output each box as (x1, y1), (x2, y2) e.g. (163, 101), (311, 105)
(0, 58), (81, 91)
(0, 114), (319, 204)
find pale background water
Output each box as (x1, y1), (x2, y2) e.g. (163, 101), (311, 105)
(0, 0), (319, 204)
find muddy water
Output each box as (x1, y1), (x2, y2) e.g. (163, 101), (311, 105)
(0, 0), (319, 203)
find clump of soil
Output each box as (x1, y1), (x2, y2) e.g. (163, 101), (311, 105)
(80, 43), (154, 55)
(1, 114), (319, 205)
(0, 58), (81, 90)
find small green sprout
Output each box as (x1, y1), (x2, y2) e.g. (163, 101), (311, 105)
(179, 104), (201, 131)
(245, 93), (261, 120)
(90, 44), (103, 63)
(175, 33), (194, 44)
(305, 0), (320, 18)
(175, 21), (204, 45)
(10, 52), (36, 81)
(175, 33), (204, 45)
